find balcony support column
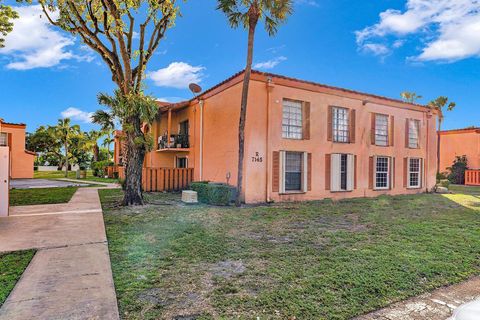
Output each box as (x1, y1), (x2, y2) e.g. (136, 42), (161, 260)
(167, 108), (172, 148)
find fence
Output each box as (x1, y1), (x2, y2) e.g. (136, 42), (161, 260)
(108, 166), (194, 192)
(465, 170), (480, 186)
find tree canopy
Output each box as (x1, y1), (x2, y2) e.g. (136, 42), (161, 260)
(0, 1), (18, 48)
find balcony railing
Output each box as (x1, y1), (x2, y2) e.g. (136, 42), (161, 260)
(157, 134), (190, 150)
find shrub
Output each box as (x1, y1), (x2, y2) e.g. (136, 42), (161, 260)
(436, 172), (448, 182)
(190, 182), (234, 206)
(439, 179), (450, 188)
(91, 160), (114, 177)
(447, 155), (468, 185)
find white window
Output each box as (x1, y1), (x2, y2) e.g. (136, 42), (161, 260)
(375, 156), (390, 190)
(408, 158), (422, 188)
(375, 114), (389, 146)
(282, 100), (303, 139)
(331, 154), (355, 192)
(408, 120), (420, 148)
(0, 133), (7, 146)
(332, 107), (349, 143)
(279, 151), (308, 193)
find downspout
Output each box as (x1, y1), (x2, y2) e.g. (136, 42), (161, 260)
(199, 99), (204, 181)
(265, 76), (273, 202)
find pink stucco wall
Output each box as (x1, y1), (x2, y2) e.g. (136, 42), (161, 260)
(439, 129), (480, 172)
(0, 122), (35, 179)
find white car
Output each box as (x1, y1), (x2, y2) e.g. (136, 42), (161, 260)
(450, 299), (480, 320)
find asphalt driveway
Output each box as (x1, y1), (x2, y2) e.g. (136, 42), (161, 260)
(10, 179), (89, 189)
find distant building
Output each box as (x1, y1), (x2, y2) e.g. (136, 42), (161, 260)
(115, 70), (438, 203)
(439, 127), (480, 172)
(0, 119), (35, 179)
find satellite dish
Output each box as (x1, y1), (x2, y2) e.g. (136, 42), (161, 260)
(189, 83), (202, 95)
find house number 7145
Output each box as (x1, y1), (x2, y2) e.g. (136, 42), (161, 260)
(252, 152), (263, 163)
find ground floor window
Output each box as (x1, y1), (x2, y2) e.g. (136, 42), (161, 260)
(375, 156), (390, 190)
(331, 153), (355, 192)
(176, 156), (188, 169)
(0, 133), (7, 146)
(284, 152), (303, 191)
(408, 158), (421, 188)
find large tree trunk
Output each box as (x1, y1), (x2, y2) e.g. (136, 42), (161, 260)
(93, 144), (99, 162)
(235, 12), (258, 207)
(122, 116), (146, 206)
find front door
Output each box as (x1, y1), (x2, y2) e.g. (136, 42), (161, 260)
(0, 146), (10, 217)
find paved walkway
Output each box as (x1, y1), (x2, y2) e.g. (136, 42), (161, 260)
(10, 179), (89, 189)
(0, 187), (120, 320)
(355, 276), (480, 320)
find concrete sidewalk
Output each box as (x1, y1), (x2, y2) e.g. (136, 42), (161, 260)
(0, 187), (119, 320)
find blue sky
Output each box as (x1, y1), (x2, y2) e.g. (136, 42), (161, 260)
(0, 0), (479, 133)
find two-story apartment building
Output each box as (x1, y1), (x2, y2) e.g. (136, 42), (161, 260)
(0, 118), (35, 179)
(115, 70), (438, 203)
(439, 127), (480, 172)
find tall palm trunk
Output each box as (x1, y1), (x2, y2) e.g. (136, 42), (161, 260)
(64, 140), (68, 178)
(236, 11), (258, 207)
(123, 116), (146, 205)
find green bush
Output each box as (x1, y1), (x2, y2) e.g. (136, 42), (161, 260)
(190, 182), (234, 206)
(447, 155), (468, 185)
(439, 179), (450, 188)
(91, 160), (114, 177)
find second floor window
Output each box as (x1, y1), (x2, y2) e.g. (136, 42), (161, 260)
(408, 120), (420, 148)
(282, 100), (303, 140)
(375, 114), (389, 146)
(0, 133), (6, 146)
(333, 107), (349, 142)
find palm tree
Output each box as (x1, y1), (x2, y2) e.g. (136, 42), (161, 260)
(217, 0), (293, 206)
(102, 135), (115, 160)
(428, 96), (456, 175)
(84, 130), (103, 162)
(401, 91), (423, 104)
(55, 118), (81, 177)
(91, 109), (115, 160)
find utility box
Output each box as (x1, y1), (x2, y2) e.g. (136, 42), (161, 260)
(182, 190), (198, 204)
(0, 146), (9, 217)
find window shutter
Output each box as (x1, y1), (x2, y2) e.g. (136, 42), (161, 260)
(347, 154), (355, 191)
(390, 157), (395, 189)
(405, 119), (410, 148)
(303, 102), (311, 140)
(349, 109), (356, 143)
(7, 133), (12, 151)
(272, 151), (280, 192)
(331, 154), (341, 192)
(371, 113), (376, 145)
(279, 151), (286, 193)
(307, 153), (312, 191)
(420, 158), (424, 188)
(416, 120), (421, 149)
(327, 106), (333, 141)
(389, 116), (395, 146)
(354, 155), (358, 190)
(325, 154), (331, 190)
(403, 157), (408, 187)
(368, 156), (374, 189)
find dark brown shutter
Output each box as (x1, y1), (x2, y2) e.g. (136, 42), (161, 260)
(420, 158), (424, 188)
(7, 133), (12, 151)
(405, 119), (410, 148)
(416, 120), (421, 149)
(389, 116), (395, 147)
(327, 106), (333, 141)
(272, 151), (280, 192)
(391, 157), (395, 189)
(307, 153), (312, 191)
(354, 155), (358, 190)
(371, 113), (376, 145)
(303, 102), (311, 140)
(403, 157), (408, 187)
(369, 156), (374, 189)
(350, 109), (356, 143)
(325, 154), (331, 190)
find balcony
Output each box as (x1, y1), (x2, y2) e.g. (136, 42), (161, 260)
(157, 134), (190, 152)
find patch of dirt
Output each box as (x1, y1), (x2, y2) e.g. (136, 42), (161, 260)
(210, 260), (246, 279)
(137, 288), (174, 306)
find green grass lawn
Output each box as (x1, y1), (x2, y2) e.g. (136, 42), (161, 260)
(34, 170), (118, 184)
(10, 187), (78, 206)
(0, 250), (35, 306)
(100, 186), (480, 320)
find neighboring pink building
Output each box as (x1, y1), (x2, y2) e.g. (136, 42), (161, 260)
(0, 119), (35, 179)
(115, 70), (438, 203)
(439, 127), (480, 172)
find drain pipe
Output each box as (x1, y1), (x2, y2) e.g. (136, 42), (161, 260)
(265, 76), (274, 202)
(199, 99), (204, 181)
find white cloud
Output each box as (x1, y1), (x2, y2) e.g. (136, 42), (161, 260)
(253, 56), (287, 69)
(361, 43), (390, 56)
(147, 62), (204, 89)
(295, 0), (319, 7)
(61, 107), (93, 123)
(157, 97), (187, 103)
(0, 5), (91, 70)
(356, 0), (480, 62)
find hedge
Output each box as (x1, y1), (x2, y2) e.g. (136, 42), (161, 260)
(190, 181), (234, 206)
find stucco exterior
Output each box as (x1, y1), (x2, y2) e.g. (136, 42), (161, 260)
(115, 70), (438, 203)
(0, 119), (35, 179)
(439, 128), (480, 172)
